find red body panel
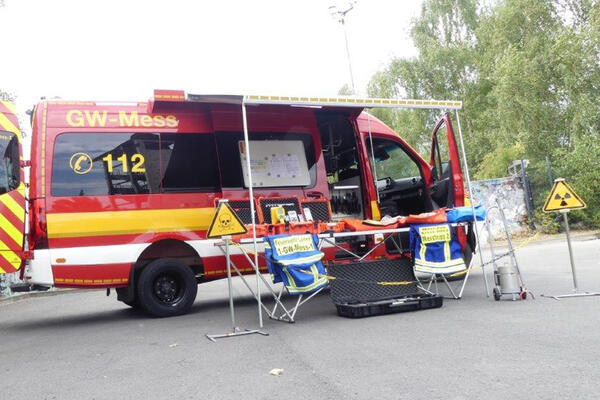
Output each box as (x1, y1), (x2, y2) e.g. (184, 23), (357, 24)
(52, 263), (131, 288)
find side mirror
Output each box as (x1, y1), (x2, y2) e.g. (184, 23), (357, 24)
(373, 147), (390, 162)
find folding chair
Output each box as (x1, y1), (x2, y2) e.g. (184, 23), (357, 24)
(264, 233), (329, 321)
(409, 223), (467, 299)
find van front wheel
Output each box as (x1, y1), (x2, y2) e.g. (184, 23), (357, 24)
(136, 258), (198, 317)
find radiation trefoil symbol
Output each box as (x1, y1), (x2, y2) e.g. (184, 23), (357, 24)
(555, 192), (572, 207)
(543, 178), (586, 212)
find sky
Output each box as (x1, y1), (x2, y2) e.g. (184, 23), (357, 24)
(1, 0), (423, 123)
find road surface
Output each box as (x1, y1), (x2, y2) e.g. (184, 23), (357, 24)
(2, 235), (599, 399)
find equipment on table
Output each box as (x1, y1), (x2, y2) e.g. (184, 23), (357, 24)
(258, 196), (302, 224)
(328, 258), (443, 318)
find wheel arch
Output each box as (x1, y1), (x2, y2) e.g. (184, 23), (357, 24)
(135, 238), (203, 279)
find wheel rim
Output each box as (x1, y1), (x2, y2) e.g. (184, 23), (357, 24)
(153, 273), (184, 304)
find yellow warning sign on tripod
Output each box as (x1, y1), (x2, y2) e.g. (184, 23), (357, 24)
(543, 178), (586, 212)
(207, 201), (248, 238)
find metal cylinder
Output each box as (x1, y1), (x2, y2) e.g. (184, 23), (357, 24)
(498, 265), (521, 295)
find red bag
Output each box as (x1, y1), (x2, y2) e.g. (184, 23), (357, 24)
(405, 208), (447, 224)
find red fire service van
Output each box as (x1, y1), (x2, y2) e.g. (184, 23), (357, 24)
(3, 91), (470, 317)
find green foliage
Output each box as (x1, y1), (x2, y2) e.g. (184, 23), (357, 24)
(475, 142), (525, 179)
(368, 0), (600, 228)
(337, 84), (354, 96)
(535, 210), (560, 234)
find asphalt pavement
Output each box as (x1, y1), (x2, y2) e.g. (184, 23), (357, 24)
(2, 234), (600, 400)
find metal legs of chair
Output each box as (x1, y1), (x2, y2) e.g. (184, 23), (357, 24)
(417, 272), (460, 299)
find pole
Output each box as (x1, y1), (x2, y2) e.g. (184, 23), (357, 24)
(205, 107), (270, 341)
(224, 234), (236, 330)
(541, 209), (599, 300)
(454, 110), (490, 298)
(366, 112), (379, 204)
(241, 99), (263, 328)
(562, 210), (578, 292)
(341, 19), (355, 94)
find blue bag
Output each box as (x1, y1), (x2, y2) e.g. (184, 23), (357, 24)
(446, 205), (486, 222)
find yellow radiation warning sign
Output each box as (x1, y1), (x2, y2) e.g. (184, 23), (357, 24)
(543, 178), (586, 212)
(207, 201), (248, 238)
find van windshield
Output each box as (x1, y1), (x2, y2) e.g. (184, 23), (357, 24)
(0, 131), (20, 195)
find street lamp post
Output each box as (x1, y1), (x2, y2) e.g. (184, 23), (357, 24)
(329, 1), (356, 94)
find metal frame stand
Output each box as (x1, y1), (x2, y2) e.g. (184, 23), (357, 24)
(206, 236), (269, 342)
(484, 200), (533, 301)
(542, 210), (600, 300)
(417, 272), (460, 299)
(212, 237), (326, 324)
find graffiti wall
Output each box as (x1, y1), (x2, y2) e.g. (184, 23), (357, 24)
(471, 175), (530, 241)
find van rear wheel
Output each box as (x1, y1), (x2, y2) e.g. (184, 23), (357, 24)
(136, 258), (197, 317)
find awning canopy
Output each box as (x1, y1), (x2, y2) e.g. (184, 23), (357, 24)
(183, 92), (462, 110)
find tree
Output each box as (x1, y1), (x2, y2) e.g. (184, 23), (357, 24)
(368, 0), (600, 227)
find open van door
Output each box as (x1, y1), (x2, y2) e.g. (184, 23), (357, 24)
(429, 112), (474, 265)
(429, 113), (464, 209)
(0, 101), (26, 274)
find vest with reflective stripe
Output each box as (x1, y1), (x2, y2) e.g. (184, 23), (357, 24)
(409, 223), (466, 274)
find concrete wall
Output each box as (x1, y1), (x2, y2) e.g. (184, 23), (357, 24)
(1, 271), (20, 296)
(470, 175), (529, 242)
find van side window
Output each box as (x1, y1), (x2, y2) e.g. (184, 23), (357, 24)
(160, 133), (219, 192)
(0, 132), (20, 194)
(51, 133), (220, 196)
(367, 138), (421, 181)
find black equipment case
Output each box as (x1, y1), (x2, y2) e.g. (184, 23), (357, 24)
(327, 258), (443, 318)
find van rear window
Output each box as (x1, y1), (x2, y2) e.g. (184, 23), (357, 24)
(51, 132), (219, 196)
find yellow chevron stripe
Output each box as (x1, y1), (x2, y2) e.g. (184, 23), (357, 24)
(47, 207), (216, 239)
(0, 112), (21, 140)
(0, 239), (21, 268)
(0, 100), (17, 115)
(0, 266), (5, 273)
(0, 193), (24, 222)
(0, 213), (23, 245)
(18, 182), (25, 198)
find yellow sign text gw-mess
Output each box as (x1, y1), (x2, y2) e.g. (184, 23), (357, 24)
(66, 110), (178, 128)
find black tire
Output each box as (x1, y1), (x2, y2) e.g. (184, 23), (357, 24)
(136, 258), (198, 317)
(122, 299), (139, 308)
(493, 287), (501, 301)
